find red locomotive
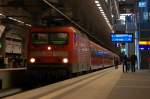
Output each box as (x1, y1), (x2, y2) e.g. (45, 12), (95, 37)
(27, 26), (119, 75)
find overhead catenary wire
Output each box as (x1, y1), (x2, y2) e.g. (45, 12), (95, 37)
(42, 0), (119, 54)
(42, 0), (99, 41)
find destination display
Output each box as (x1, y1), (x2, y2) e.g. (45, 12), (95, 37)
(111, 33), (133, 43)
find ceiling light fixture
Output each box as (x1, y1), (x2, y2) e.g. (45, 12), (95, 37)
(94, 1), (113, 32)
(95, 0), (99, 4)
(0, 13), (5, 17)
(0, 13), (31, 27)
(96, 4), (101, 7)
(98, 6), (102, 9)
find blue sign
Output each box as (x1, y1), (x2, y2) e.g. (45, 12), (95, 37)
(138, 2), (146, 8)
(139, 45), (150, 50)
(111, 33), (133, 43)
(96, 51), (103, 56)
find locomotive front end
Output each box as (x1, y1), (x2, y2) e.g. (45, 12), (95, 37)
(27, 28), (72, 70)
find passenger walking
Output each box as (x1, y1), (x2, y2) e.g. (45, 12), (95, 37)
(130, 54), (137, 72)
(123, 55), (128, 72)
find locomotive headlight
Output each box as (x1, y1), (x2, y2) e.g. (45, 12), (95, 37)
(30, 58), (35, 63)
(47, 46), (51, 50)
(62, 58), (69, 63)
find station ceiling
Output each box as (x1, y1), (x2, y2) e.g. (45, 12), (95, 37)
(0, 0), (136, 55)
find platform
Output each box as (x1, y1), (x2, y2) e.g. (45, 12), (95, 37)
(0, 68), (26, 90)
(4, 66), (150, 99)
(107, 69), (150, 99)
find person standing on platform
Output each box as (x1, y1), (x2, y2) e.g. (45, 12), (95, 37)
(130, 54), (137, 72)
(123, 55), (128, 72)
(127, 56), (131, 71)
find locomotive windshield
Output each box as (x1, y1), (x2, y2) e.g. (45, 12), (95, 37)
(32, 32), (68, 45)
(32, 33), (48, 44)
(49, 32), (68, 44)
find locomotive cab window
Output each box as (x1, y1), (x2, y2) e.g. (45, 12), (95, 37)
(49, 33), (68, 45)
(32, 33), (48, 44)
(31, 32), (68, 45)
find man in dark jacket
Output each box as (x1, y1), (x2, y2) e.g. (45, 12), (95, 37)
(130, 54), (137, 72)
(123, 55), (128, 72)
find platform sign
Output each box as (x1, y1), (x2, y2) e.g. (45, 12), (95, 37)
(138, 1), (146, 8)
(111, 33), (133, 43)
(96, 51), (103, 56)
(139, 45), (150, 50)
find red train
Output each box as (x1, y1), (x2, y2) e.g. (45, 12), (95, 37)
(27, 26), (119, 75)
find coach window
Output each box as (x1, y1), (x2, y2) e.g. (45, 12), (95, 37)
(32, 33), (48, 44)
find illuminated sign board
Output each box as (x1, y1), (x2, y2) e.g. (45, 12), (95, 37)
(138, 2), (146, 7)
(139, 41), (150, 50)
(111, 33), (133, 43)
(96, 51), (103, 56)
(139, 45), (150, 50)
(139, 41), (150, 45)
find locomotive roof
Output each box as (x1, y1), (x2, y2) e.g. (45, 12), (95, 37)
(31, 26), (76, 33)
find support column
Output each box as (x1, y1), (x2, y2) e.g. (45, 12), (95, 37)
(135, 31), (140, 69)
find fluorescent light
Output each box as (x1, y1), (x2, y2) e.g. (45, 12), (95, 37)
(107, 21), (110, 24)
(17, 20), (24, 24)
(104, 18), (107, 20)
(105, 18), (109, 20)
(102, 13), (106, 17)
(101, 11), (104, 13)
(0, 13), (5, 17)
(25, 24), (31, 27)
(96, 4), (101, 7)
(8, 17), (16, 20)
(103, 15), (106, 18)
(98, 6), (102, 10)
(0, 13), (31, 27)
(99, 9), (103, 12)
(95, 0), (99, 4)
(8, 17), (24, 24)
(94, 0), (114, 32)
(120, 13), (132, 16)
(112, 30), (114, 33)
(120, 16), (125, 18)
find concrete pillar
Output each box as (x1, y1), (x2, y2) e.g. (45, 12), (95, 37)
(135, 31), (140, 69)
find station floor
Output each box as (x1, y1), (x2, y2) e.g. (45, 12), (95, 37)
(4, 66), (150, 99)
(51, 67), (150, 99)
(47, 68), (150, 99)
(107, 67), (150, 99)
